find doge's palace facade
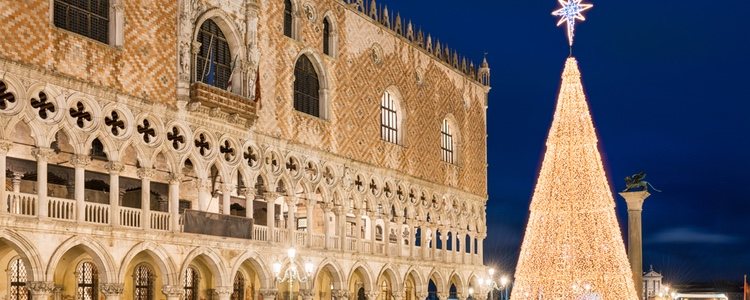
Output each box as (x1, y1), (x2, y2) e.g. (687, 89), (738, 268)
(0, 1), (490, 300)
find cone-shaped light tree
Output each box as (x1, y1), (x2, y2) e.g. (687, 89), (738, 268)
(510, 58), (638, 300)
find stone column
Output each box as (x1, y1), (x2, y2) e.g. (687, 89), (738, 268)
(265, 192), (276, 243)
(441, 228), (449, 262)
(106, 162), (124, 226)
(197, 178), (212, 212)
(396, 217), (406, 257)
(99, 283), (124, 300)
(0, 141), (11, 214)
(420, 222), (429, 259)
(168, 173), (182, 232)
(72, 155), (90, 222)
(138, 168), (155, 229)
(383, 213), (391, 256)
(259, 288), (278, 300)
(221, 183), (233, 215)
(368, 211), (377, 255)
(287, 198), (298, 245)
(12, 172), (21, 193)
(32, 147), (54, 218)
(354, 209), (363, 252)
(455, 230), (462, 262)
(620, 190), (651, 300)
(323, 204), (332, 249)
(306, 198), (315, 247)
(214, 286), (233, 300)
(244, 188), (255, 218)
(467, 232), (474, 265)
(333, 206), (345, 251)
(478, 233), (486, 265)
(162, 285), (185, 300)
(27, 281), (55, 300)
(409, 220), (417, 258)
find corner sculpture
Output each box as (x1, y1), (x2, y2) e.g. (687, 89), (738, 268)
(623, 172), (662, 192)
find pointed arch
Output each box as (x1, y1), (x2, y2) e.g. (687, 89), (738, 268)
(321, 12), (338, 57)
(427, 268), (445, 295)
(118, 241), (178, 285)
(228, 250), (272, 289)
(180, 246), (229, 287)
(293, 50), (331, 119)
(192, 9), (245, 91)
(0, 229), (44, 282)
(348, 261), (375, 292)
(403, 267), (424, 291)
(46, 235), (117, 283)
(376, 264), (402, 291)
(313, 258), (345, 290)
(447, 271), (466, 297)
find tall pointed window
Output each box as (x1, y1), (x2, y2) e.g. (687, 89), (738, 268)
(184, 267), (200, 300)
(293, 56), (321, 117)
(9, 258), (29, 300)
(196, 19), (232, 89)
(53, 0), (110, 43)
(77, 261), (99, 300)
(232, 272), (245, 300)
(441, 119), (454, 164)
(380, 91), (399, 144)
(134, 264), (154, 300)
(283, 0), (293, 37)
(322, 18), (332, 55)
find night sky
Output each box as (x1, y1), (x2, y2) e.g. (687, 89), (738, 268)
(383, 0), (750, 282)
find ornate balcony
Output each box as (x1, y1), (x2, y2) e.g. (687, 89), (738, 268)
(188, 82), (259, 124)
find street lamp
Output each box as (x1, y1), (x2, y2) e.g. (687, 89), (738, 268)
(484, 269), (511, 300)
(273, 248), (314, 300)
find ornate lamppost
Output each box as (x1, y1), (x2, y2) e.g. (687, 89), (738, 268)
(484, 268), (511, 300)
(273, 248), (314, 300)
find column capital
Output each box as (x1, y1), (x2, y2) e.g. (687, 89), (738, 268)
(243, 188), (256, 198)
(31, 147), (54, 161)
(212, 286), (233, 296)
(332, 206), (344, 215)
(221, 183), (234, 193)
(161, 285), (185, 297)
(168, 173), (183, 184)
(0, 140), (13, 154)
(416, 292), (428, 300)
(197, 178), (212, 192)
(99, 283), (125, 296)
(137, 167), (156, 179)
(367, 291), (380, 300)
(27, 281), (55, 295)
(331, 289), (349, 300)
(259, 289), (278, 298)
(71, 155), (91, 168)
(299, 289), (314, 297)
(105, 161), (125, 174)
(263, 192), (279, 201)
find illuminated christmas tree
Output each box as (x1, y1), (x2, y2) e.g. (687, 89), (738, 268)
(510, 57), (638, 300)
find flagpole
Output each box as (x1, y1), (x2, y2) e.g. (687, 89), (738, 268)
(199, 35), (215, 83)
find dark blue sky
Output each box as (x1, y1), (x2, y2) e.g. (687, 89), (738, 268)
(384, 0), (750, 282)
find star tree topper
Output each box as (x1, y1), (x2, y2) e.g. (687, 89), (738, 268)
(552, 0), (593, 46)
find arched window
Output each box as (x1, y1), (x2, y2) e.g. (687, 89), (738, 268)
(293, 56), (321, 117)
(232, 272), (245, 300)
(184, 267), (200, 300)
(323, 17), (332, 55)
(134, 264), (154, 300)
(8, 257), (29, 300)
(53, 0), (109, 43)
(196, 19), (232, 89)
(283, 0), (293, 37)
(77, 261), (99, 300)
(380, 90), (400, 144)
(375, 225), (383, 241)
(441, 119), (454, 164)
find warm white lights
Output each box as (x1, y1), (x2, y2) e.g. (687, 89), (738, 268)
(552, 0), (593, 46)
(500, 276), (509, 287)
(304, 262), (314, 275)
(272, 262), (281, 275)
(509, 58), (638, 300)
(489, 268), (496, 276)
(287, 247), (296, 259)
(468, 287), (475, 295)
